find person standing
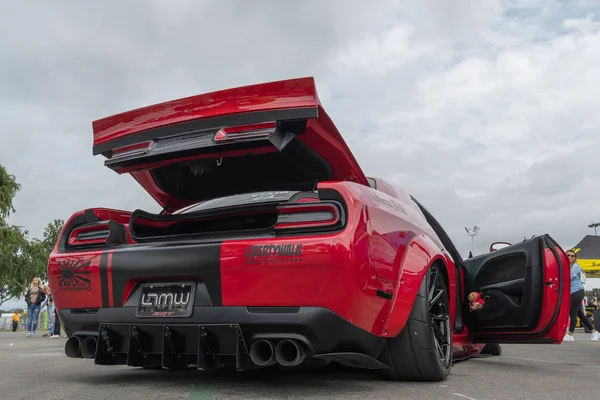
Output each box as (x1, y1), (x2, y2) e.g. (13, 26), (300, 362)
(24, 277), (49, 337)
(49, 307), (61, 339)
(564, 250), (600, 341)
(41, 289), (55, 338)
(12, 311), (19, 332)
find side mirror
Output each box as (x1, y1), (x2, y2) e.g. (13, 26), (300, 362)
(490, 242), (511, 252)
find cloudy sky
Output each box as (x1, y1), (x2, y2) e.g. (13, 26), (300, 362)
(2, 0), (600, 306)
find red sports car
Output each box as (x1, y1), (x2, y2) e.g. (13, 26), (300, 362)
(48, 77), (570, 382)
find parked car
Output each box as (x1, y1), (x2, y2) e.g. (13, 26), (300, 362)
(48, 77), (571, 382)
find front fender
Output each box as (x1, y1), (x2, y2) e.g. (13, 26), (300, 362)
(381, 233), (453, 338)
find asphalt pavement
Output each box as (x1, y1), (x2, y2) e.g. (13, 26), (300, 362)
(1, 330), (598, 400)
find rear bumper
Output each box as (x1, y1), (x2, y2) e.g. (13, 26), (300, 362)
(59, 306), (386, 370)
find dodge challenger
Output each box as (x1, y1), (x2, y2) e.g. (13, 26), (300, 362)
(48, 77), (571, 382)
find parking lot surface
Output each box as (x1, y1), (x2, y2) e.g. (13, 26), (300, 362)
(1, 331), (598, 400)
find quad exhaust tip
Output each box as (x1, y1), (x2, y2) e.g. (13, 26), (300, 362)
(249, 339), (276, 366)
(67, 333), (307, 368)
(65, 336), (83, 358)
(65, 336), (97, 359)
(81, 337), (98, 359)
(274, 339), (305, 367)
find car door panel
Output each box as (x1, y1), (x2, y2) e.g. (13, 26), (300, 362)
(463, 234), (569, 344)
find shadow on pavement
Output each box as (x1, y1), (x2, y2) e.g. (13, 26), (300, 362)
(65, 363), (413, 390)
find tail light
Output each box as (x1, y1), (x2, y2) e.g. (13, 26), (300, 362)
(56, 208), (132, 253)
(65, 219), (128, 250)
(68, 222), (111, 246)
(214, 122), (277, 143)
(104, 120), (298, 174)
(274, 202), (344, 232)
(110, 141), (154, 159)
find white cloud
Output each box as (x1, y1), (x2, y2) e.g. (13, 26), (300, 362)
(1, 0), (599, 263)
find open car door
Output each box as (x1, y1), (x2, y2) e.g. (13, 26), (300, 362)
(463, 234), (570, 344)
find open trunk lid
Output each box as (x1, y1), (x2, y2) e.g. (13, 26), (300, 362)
(92, 77), (368, 212)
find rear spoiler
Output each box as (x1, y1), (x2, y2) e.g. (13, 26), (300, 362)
(98, 109), (316, 172)
(92, 77), (320, 158)
(91, 77), (370, 208)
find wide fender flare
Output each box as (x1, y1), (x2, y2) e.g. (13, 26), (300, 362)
(381, 233), (453, 338)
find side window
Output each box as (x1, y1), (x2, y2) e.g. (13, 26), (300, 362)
(367, 178), (377, 189)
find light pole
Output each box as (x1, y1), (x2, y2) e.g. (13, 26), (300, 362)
(465, 226), (480, 255)
(589, 222), (600, 236)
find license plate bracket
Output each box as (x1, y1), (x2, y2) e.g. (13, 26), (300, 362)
(136, 281), (196, 318)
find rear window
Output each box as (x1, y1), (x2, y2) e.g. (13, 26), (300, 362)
(177, 191), (301, 214)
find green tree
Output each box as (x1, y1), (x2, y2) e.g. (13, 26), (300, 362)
(41, 218), (64, 254)
(0, 164), (20, 220)
(0, 163), (65, 307)
(0, 224), (34, 306)
(0, 284), (12, 306)
(0, 165), (27, 307)
(1, 219), (65, 304)
(0, 164), (24, 271)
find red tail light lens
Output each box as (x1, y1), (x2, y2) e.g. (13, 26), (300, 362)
(295, 197), (320, 203)
(68, 222), (111, 246)
(274, 202), (343, 232)
(214, 122), (277, 143)
(110, 141), (154, 159)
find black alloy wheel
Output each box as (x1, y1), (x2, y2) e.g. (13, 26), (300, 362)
(379, 263), (453, 381)
(428, 265), (452, 368)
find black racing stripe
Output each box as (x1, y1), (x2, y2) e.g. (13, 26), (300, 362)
(110, 242), (223, 307)
(99, 251), (110, 308)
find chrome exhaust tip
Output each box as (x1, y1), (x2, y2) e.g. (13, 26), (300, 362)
(274, 339), (305, 367)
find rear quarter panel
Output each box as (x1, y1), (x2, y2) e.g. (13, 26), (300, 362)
(322, 180), (454, 337)
(47, 251), (105, 309)
(219, 181), (394, 336)
(48, 208), (134, 311)
(218, 179), (443, 337)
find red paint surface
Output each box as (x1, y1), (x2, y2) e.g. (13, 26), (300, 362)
(452, 332), (486, 357)
(549, 246), (571, 342)
(381, 234), (456, 338)
(93, 77), (319, 146)
(47, 251), (104, 309)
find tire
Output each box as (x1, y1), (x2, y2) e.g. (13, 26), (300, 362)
(379, 263), (453, 381)
(481, 343), (502, 356)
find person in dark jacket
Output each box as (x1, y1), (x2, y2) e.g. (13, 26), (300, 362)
(24, 277), (49, 337)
